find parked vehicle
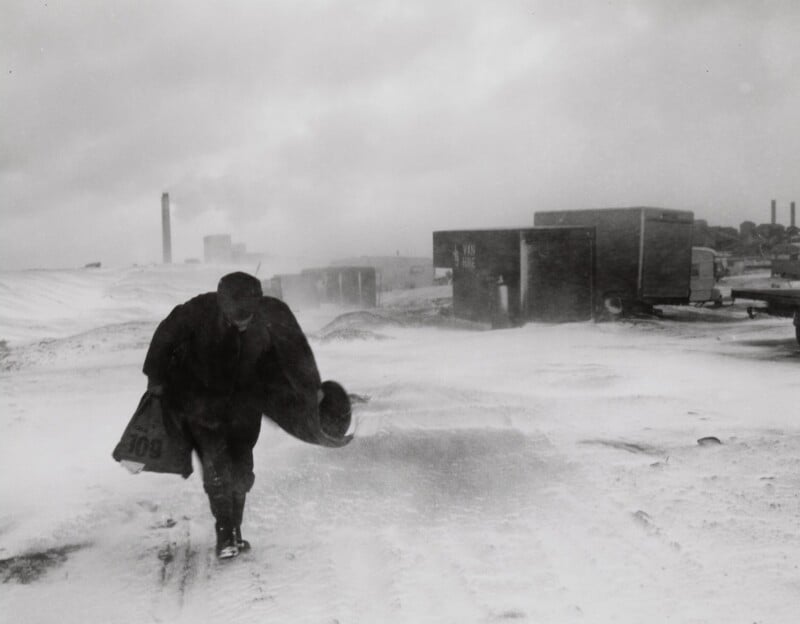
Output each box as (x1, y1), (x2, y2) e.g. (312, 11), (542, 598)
(770, 243), (800, 279)
(533, 207), (694, 317)
(689, 247), (723, 307)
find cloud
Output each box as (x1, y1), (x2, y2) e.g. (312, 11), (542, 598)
(2, 0), (800, 269)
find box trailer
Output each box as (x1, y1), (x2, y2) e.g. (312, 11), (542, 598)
(433, 226), (595, 327)
(533, 207), (694, 316)
(770, 243), (800, 279)
(523, 227), (596, 322)
(301, 266), (378, 308)
(262, 273), (322, 310)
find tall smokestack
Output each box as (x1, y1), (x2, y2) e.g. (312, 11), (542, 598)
(161, 192), (172, 264)
(792, 201), (796, 228)
(771, 199), (776, 225)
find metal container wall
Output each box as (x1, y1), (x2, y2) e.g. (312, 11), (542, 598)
(301, 266), (377, 308)
(272, 274), (321, 309)
(524, 227), (595, 322)
(434, 227), (596, 326)
(433, 229), (524, 326)
(534, 207), (693, 309)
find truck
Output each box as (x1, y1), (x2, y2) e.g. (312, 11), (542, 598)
(533, 207), (694, 317)
(769, 243), (800, 279)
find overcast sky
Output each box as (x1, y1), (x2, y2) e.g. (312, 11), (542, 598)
(2, 1), (799, 269)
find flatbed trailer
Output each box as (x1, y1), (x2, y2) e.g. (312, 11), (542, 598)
(730, 288), (800, 344)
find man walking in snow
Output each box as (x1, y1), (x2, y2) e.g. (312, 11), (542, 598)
(142, 271), (352, 559)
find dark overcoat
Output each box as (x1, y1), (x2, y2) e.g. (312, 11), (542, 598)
(143, 293), (349, 448)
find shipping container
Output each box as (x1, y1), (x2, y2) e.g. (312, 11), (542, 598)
(301, 266), (378, 308)
(330, 256), (434, 291)
(433, 227), (595, 326)
(263, 273), (321, 309)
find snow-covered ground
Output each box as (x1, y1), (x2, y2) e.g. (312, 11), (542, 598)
(1, 264), (799, 624)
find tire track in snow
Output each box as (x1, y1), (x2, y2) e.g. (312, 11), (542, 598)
(151, 516), (204, 622)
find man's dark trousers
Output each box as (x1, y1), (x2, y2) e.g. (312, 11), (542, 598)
(176, 393), (263, 532)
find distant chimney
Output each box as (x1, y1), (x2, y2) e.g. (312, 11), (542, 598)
(771, 199), (777, 225)
(162, 192), (172, 264)
(792, 201), (796, 228)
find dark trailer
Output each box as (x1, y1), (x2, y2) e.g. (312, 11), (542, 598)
(262, 273), (321, 310)
(433, 226), (596, 327)
(534, 207), (694, 316)
(301, 266), (378, 309)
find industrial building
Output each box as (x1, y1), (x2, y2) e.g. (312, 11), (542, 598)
(202, 234), (265, 265)
(203, 234), (233, 264)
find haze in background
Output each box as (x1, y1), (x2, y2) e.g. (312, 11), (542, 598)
(2, 0), (799, 270)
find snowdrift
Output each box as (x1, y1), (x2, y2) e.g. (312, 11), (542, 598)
(1, 265), (799, 623)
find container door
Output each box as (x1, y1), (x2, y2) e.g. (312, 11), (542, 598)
(452, 267), (496, 323)
(359, 269), (377, 308)
(641, 218), (693, 300)
(525, 229), (594, 322)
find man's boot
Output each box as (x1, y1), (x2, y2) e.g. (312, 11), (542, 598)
(215, 522), (239, 559)
(207, 488), (238, 559)
(232, 493), (250, 552)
